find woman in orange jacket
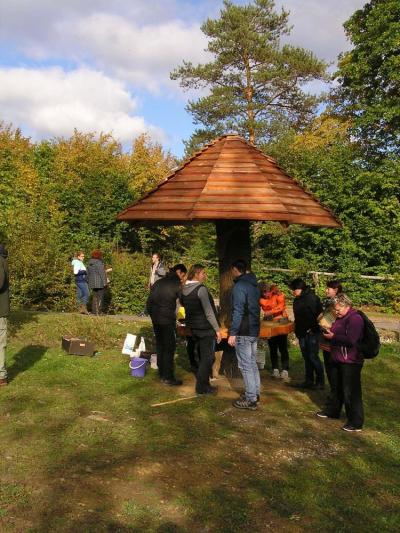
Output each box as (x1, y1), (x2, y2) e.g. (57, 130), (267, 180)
(260, 284), (290, 381)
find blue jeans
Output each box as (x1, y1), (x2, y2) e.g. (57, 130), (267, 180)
(76, 281), (89, 305)
(235, 336), (260, 402)
(299, 332), (324, 385)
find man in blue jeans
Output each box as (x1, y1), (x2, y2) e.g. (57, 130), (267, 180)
(228, 259), (261, 410)
(290, 278), (324, 389)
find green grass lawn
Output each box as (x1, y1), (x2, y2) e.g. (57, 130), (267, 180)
(0, 311), (399, 532)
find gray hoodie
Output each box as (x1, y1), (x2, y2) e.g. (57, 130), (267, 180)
(181, 281), (219, 333)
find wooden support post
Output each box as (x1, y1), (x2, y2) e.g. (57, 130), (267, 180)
(215, 220), (251, 377)
(312, 271), (319, 291)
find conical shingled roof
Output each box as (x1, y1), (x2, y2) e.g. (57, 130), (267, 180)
(117, 135), (340, 227)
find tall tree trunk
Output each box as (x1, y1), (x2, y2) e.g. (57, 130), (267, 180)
(244, 55), (256, 144)
(215, 220), (251, 377)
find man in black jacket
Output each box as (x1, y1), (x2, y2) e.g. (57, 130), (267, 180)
(0, 244), (10, 386)
(290, 278), (324, 389)
(147, 264), (187, 386)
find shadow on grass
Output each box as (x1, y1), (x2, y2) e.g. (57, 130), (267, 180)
(2, 335), (399, 532)
(7, 310), (40, 338)
(28, 392), (400, 533)
(7, 344), (48, 381)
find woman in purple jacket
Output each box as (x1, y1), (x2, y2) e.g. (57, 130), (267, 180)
(317, 294), (365, 432)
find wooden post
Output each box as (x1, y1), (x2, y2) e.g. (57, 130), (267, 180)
(312, 272), (319, 292)
(215, 220), (251, 377)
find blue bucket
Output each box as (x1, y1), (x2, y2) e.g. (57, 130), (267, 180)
(129, 357), (147, 378)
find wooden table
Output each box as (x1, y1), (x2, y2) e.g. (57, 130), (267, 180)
(177, 320), (293, 339)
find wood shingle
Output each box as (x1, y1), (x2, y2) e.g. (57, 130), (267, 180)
(117, 135), (340, 227)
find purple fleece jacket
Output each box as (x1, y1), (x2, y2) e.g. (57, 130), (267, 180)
(330, 308), (364, 364)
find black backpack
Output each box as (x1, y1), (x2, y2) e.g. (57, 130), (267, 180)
(357, 310), (380, 359)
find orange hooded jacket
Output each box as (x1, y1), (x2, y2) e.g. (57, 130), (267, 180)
(259, 290), (288, 320)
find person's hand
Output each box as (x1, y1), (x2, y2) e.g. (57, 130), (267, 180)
(216, 330), (222, 344)
(323, 329), (334, 339)
(228, 335), (236, 347)
(106, 267), (113, 273)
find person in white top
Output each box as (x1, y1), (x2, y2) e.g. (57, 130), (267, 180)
(71, 251), (89, 314)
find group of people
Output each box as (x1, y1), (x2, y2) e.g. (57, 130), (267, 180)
(290, 278), (365, 432)
(71, 250), (112, 315)
(146, 259), (260, 403)
(147, 254), (367, 432)
(1, 243), (368, 432)
(260, 278), (366, 432)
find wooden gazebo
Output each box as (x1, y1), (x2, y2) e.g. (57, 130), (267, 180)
(118, 134), (340, 323)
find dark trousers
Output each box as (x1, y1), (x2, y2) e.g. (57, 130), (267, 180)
(193, 333), (215, 393)
(299, 332), (324, 385)
(91, 287), (105, 314)
(325, 361), (364, 428)
(186, 336), (199, 368)
(323, 350), (334, 391)
(268, 334), (289, 371)
(153, 323), (176, 381)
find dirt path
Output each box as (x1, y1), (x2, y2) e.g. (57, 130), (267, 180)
(20, 308), (400, 334)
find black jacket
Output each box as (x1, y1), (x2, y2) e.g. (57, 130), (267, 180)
(0, 245), (9, 318)
(146, 273), (181, 325)
(292, 287), (322, 338)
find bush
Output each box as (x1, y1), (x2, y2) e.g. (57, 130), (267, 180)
(108, 252), (149, 314)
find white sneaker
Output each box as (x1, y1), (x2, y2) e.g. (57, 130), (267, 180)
(280, 370), (290, 382)
(272, 368), (280, 378)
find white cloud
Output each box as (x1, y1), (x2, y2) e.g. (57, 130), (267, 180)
(0, 67), (165, 143)
(62, 14), (209, 93)
(275, 0), (367, 63)
(0, 2), (210, 94)
(0, 1), (367, 96)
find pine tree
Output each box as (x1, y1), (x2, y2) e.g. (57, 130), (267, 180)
(171, 0), (327, 152)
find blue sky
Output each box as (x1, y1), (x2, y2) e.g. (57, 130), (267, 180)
(0, 0), (366, 157)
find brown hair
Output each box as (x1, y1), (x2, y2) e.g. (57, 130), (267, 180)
(187, 264), (205, 281)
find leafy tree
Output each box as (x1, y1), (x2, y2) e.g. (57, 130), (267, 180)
(0, 122), (70, 308)
(46, 131), (133, 248)
(263, 114), (400, 293)
(334, 0), (400, 155)
(171, 0), (327, 151)
(128, 134), (177, 199)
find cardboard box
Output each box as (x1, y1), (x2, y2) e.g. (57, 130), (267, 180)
(62, 336), (95, 356)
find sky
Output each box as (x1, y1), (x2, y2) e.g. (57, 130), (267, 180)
(0, 0), (367, 157)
